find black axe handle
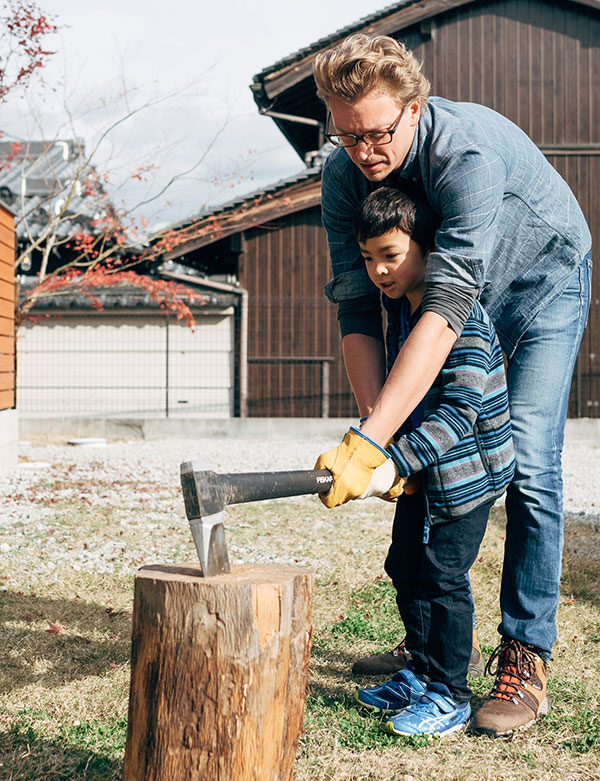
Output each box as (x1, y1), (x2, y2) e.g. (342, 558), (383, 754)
(180, 463), (333, 519)
(211, 468), (334, 505)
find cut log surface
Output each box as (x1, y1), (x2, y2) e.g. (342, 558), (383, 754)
(123, 563), (313, 781)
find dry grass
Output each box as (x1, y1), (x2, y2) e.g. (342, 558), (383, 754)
(0, 474), (599, 779)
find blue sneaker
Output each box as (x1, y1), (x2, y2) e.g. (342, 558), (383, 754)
(384, 683), (471, 736)
(354, 667), (427, 714)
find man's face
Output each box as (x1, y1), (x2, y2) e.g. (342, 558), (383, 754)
(328, 91), (421, 181)
(359, 229), (426, 304)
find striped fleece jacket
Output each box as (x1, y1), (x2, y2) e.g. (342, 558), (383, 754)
(385, 296), (515, 521)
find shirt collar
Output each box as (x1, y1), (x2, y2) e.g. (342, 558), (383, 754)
(384, 115), (422, 187)
(382, 294), (422, 324)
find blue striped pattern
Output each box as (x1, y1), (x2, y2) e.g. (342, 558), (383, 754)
(387, 298), (515, 520)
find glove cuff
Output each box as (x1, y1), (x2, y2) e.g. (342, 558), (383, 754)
(349, 426), (390, 458)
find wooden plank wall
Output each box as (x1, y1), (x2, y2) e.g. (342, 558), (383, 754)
(397, 0), (599, 415)
(240, 207), (356, 417)
(549, 154), (599, 418)
(0, 204), (15, 411)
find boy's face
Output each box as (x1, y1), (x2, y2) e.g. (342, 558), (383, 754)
(359, 229), (426, 301)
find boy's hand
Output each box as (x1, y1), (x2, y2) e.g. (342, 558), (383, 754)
(314, 427), (405, 507)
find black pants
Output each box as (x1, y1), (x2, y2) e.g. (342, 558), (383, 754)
(384, 490), (493, 702)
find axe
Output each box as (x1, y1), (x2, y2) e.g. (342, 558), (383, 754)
(180, 462), (333, 576)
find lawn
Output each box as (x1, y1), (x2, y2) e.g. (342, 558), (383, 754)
(1, 449), (599, 780)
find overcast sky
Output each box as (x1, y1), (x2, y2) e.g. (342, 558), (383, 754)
(2, 0), (391, 228)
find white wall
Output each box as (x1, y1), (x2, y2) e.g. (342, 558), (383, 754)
(16, 310), (235, 417)
(0, 408), (17, 472)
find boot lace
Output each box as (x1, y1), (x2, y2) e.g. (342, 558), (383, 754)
(484, 638), (539, 702)
(390, 638), (407, 656)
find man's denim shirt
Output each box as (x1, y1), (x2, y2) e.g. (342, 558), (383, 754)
(321, 97), (592, 356)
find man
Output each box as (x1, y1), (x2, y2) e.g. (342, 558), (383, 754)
(312, 33), (592, 737)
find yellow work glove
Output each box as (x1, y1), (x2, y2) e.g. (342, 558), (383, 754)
(314, 427), (406, 508)
(359, 416), (406, 503)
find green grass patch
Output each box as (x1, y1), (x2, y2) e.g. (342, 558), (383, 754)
(304, 693), (393, 749)
(60, 714), (127, 757)
(543, 677), (600, 753)
(0, 708), (125, 779)
(303, 693), (434, 752)
(319, 578), (403, 651)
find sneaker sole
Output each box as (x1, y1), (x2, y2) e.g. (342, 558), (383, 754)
(384, 719), (469, 737)
(470, 697), (551, 738)
(353, 690), (401, 715)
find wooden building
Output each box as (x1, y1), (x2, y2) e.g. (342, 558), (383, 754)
(170, 0), (600, 417)
(0, 201), (17, 470)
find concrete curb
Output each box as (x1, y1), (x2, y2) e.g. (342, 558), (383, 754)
(17, 415), (600, 444)
(18, 416), (358, 441)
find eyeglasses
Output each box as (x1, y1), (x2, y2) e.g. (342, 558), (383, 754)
(325, 109), (406, 148)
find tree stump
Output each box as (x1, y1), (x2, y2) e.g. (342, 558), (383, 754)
(122, 563), (313, 781)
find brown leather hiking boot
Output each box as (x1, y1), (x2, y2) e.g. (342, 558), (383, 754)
(470, 637), (549, 737)
(468, 630), (485, 677)
(351, 639), (411, 676)
(352, 630), (484, 677)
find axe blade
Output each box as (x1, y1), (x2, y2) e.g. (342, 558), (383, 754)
(189, 513), (230, 577)
(180, 462), (232, 577)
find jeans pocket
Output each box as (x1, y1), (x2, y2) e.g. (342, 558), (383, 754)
(582, 253), (592, 330)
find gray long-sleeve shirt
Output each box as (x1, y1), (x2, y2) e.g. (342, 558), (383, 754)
(321, 97), (592, 356)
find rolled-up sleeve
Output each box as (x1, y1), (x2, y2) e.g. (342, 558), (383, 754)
(421, 283), (478, 336)
(337, 293), (384, 340)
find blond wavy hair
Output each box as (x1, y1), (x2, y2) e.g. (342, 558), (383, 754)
(313, 34), (430, 109)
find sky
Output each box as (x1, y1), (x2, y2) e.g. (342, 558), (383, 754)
(2, 0), (393, 229)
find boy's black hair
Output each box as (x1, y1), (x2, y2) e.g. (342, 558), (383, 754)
(353, 184), (440, 252)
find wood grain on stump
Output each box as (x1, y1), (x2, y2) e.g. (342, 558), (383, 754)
(123, 563), (313, 781)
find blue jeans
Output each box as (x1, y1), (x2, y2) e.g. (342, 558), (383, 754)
(500, 253), (592, 658)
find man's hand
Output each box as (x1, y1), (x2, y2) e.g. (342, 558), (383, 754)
(314, 427), (406, 508)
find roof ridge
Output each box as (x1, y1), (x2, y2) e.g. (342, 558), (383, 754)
(252, 1), (414, 79)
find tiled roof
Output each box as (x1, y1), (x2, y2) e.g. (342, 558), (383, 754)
(174, 158), (325, 229)
(18, 278), (231, 311)
(253, 1), (413, 79)
(0, 139), (105, 241)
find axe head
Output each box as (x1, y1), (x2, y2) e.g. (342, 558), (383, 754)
(179, 461), (332, 577)
(180, 461), (231, 577)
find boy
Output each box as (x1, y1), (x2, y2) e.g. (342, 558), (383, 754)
(317, 185), (515, 736)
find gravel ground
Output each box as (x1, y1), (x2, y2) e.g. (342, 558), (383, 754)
(2, 432), (599, 510)
(0, 433), (598, 577)
(0, 435), (344, 579)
